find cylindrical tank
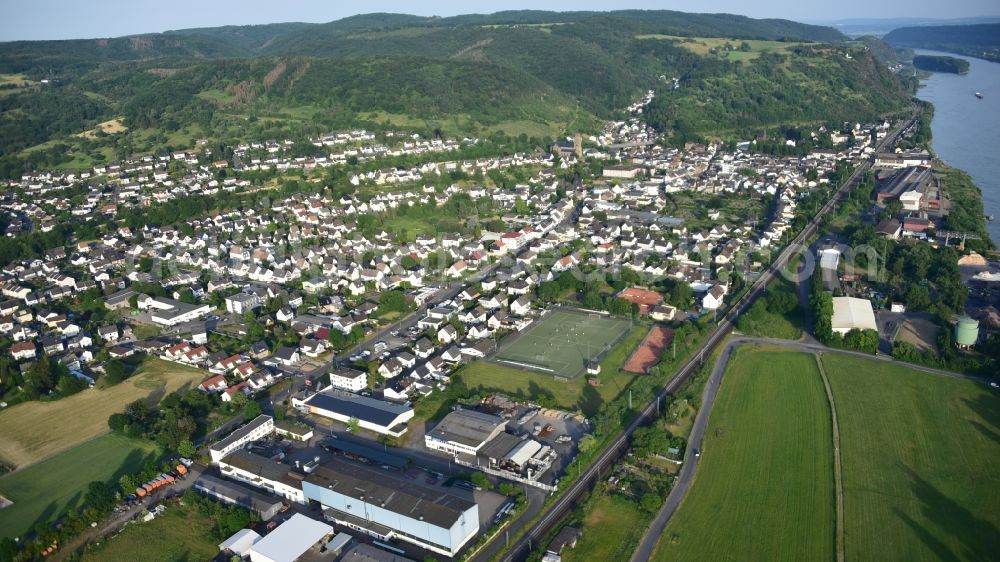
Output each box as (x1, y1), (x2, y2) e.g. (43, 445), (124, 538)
(956, 316), (979, 348)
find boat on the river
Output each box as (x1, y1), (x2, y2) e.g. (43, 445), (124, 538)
(976, 92), (984, 99)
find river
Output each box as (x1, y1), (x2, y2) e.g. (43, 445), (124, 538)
(913, 49), (1000, 245)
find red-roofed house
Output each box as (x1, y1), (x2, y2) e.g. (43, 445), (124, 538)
(11, 341), (36, 361)
(618, 287), (664, 315)
(198, 374), (229, 393)
(222, 381), (250, 402)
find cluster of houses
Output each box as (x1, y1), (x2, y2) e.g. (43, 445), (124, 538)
(0, 93), (900, 413)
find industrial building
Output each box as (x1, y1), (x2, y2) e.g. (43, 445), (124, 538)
(138, 295), (211, 326)
(218, 449), (307, 504)
(193, 474), (285, 521)
(219, 528), (262, 558)
(425, 410), (508, 457)
(302, 458), (479, 557)
(293, 386), (413, 437)
(209, 415), (275, 464)
(248, 513), (333, 562)
(831, 297), (878, 335)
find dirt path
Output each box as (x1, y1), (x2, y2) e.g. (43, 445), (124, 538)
(815, 353), (845, 562)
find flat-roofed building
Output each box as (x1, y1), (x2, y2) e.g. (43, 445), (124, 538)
(329, 366), (368, 392)
(218, 449), (306, 504)
(302, 458), (479, 557)
(193, 474), (284, 521)
(293, 387), (413, 437)
(248, 513), (332, 562)
(425, 409), (507, 457)
(142, 296), (211, 326)
(831, 296), (877, 335)
(209, 415), (274, 464)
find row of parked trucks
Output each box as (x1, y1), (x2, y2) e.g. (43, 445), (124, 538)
(132, 464), (188, 498)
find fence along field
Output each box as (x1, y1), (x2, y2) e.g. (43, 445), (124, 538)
(492, 310), (632, 379)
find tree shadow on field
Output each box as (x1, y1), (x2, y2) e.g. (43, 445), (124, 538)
(962, 393), (1000, 447)
(893, 508), (960, 562)
(110, 448), (159, 484)
(142, 384), (166, 406)
(898, 465), (1000, 561)
(527, 381), (555, 406)
(577, 384), (603, 418)
(28, 500), (59, 538)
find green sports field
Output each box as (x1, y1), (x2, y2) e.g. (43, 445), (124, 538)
(0, 434), (161, 539)
(652, 348), (835, 562)
(822, 354), (1000, 561)
(493, 310), (632, 379)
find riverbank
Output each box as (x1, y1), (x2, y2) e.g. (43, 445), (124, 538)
(914, 49), (1000, 246)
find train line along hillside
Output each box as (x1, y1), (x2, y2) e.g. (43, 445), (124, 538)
(652, 346), (1000, 562)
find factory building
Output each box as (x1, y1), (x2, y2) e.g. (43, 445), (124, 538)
(302, 458), (479, 557)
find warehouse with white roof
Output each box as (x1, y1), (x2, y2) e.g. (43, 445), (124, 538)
(248, 513), (332, 562)
(831, 296), (878, 335)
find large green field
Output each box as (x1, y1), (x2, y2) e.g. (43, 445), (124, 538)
(493, 310), (632, 379)
(0, 434), (161, 539)
(78, 501), (219, 562)
(822, 353), (1000, 561)
(652, 348), (835, 562)
(651, 347), (1000, 562)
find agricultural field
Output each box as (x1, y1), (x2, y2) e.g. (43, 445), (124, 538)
(493, 310), (632, 379)
(460, 322), (648, 415)
(78, 501), (219, 562)
(822, 354), (1000, 561)
(635, 35), (807, 62)
(0, 358), (205, 468)
(0, 433), (160, 539)
(653, 349), (835, 562)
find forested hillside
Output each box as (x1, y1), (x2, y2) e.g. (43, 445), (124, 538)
(884, 23), (1000, 62)
(645, 43), (908, 141)
(0, 10), (913, 177)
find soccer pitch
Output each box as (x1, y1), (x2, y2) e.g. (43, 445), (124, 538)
(493, 310), (632, 379)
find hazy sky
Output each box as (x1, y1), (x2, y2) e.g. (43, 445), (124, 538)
(2, 0), (998, 41)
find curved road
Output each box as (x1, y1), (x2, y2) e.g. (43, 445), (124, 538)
(629, 336), (989, 562)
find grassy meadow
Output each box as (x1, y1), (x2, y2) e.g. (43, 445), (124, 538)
(78, 500), (219, 562)
(0, 434), (160, 539)
(0, 358), (204, 468)
(823, 354), (1000, 561)
(652, 348), (835, 562)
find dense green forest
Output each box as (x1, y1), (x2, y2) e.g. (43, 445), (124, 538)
(0, 10), (913, 177)
(912, 54), (970, 74)
(645, 45), (909, 141)
(884, 23), (1000, 62)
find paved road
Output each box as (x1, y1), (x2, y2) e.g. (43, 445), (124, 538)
(485, 108), (922, 562)
(628, 338), (733, 562)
